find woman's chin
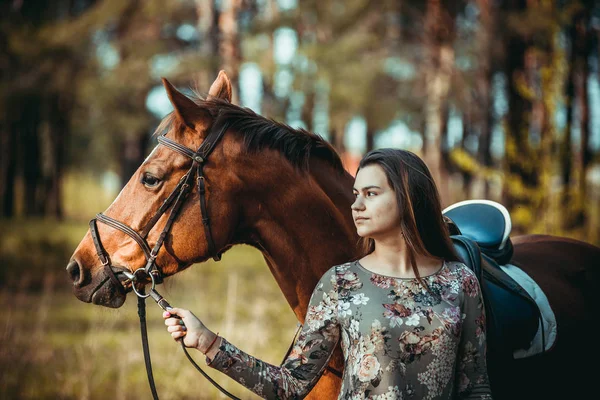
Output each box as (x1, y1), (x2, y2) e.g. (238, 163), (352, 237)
(355, 227), (371, 238)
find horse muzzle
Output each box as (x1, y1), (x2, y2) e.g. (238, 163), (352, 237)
(67, 259), (130, 308)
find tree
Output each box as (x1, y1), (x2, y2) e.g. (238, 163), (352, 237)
(561, 2), (594, 229)
(422, 0), (461, 204)
(0, 0), (98, 217)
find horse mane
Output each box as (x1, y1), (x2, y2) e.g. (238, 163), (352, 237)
(155, 93), (345, 174)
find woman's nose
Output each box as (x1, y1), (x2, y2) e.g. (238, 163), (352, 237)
(351, 197), (365, 211)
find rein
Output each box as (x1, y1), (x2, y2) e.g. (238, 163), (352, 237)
(88, 126), (242, 399)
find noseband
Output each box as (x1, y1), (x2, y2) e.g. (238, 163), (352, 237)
(89, 126), (226, 293)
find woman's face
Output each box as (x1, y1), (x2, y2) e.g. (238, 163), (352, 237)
(351, 164), (402, 240)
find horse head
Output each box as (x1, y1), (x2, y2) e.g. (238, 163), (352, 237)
(66, 71), (249, 307)
(67, 70), (358, 311)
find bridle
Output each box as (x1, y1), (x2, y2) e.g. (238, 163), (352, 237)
(88, 124), (242, 399)
(89, 127), (225, 293)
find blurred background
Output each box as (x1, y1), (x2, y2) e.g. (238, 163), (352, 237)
(1, 0), (600, 399)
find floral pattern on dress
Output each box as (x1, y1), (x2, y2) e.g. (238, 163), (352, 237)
(208, 261), (492, 400)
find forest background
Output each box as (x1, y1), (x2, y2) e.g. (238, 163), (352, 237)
(1, 0), (599, 399)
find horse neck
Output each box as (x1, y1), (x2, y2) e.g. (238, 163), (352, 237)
(242, 155), (360, 321)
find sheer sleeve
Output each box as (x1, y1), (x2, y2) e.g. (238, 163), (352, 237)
(455, 268), (493, 399)
(207, 266), (340, 399)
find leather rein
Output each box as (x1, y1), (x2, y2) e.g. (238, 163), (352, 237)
(88, 126), (242, 399)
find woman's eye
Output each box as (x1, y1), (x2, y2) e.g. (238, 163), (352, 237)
(367, 191), (376, 197)
(142, 173), (161, 187)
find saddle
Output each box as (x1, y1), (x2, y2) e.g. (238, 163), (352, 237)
(443, 200), (541, 357)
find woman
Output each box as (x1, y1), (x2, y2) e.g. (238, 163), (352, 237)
(164, 149), (492, 399)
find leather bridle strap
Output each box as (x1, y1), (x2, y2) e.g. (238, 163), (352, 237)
(96, 213), (153, 258)
(139, 173), (190, 239)
(89, 218), (127, 295)
(158, 128), (227, 261)
(197, 166), (218, 259)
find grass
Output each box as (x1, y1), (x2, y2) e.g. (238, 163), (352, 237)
(0, 219), (298, 400)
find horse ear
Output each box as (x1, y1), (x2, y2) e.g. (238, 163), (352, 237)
(207, 70), (232, 102)
(161, 78), (209, 131)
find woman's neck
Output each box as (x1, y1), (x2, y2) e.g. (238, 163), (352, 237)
(361, 235), (442, 278)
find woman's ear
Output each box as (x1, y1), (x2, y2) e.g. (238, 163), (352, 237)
(162, 77), (211, 132)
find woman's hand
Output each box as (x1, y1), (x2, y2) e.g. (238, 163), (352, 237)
(163, 307), (217, 353)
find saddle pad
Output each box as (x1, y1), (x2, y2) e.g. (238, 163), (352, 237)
(499, 263), (557, 358)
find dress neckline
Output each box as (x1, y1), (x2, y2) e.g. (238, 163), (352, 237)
(354, 259), (447, 280)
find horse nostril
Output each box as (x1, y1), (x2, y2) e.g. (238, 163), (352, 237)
(66, 259), (82, 286)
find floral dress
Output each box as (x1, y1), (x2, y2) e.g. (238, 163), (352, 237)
(208, 260), (492, 400)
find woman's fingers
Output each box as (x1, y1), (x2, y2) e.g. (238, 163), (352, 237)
(171, 330), (186, 340)
(167, 307), (188, 318)
(164, 317), (185, 326)
(163, 307), (187, 318)
(167, 325), (186, 333)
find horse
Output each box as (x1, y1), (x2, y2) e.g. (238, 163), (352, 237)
(67, 71), (599, 400)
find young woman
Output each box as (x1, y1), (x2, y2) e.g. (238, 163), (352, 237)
(164, 149), (492, 399)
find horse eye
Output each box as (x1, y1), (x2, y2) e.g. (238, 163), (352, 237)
(141, 173), (161, 187)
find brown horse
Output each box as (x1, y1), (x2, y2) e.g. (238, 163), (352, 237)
(68, 71), (599, 400)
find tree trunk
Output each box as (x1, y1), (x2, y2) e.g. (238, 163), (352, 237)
(218, 0), (241, 103)
(570, 9), (593, 228)
(501, 1), (538, 231)
(460, 111), (474, 198)
(195, 0), (220, 89)
(44, 91), (71, 218)
(561, 9), (593, 229)
(423, 0), (455, 204)
(114, 0), (155, 188)
(119, 132), (150, 186)
(21, 96), (43, 216)
(301, 91), (315, 133)
(439, 102), (450, 205)
(1, 104), (17, 217)
(475, 0), (495, 199)
(561, 18), (577, 218)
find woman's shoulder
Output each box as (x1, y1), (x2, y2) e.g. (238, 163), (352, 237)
(444, 260), (483, 296)
(444, 260), (479, 280)
(312, 262), (357, 299)
(320, 260), (358, 276)
(315, 261), (360, 287)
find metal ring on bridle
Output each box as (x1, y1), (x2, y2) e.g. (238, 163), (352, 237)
(130, 268), (156, 298)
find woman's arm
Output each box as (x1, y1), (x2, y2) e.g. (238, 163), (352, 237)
(164, 266), (340, 400)
(455, 268), (493, 400)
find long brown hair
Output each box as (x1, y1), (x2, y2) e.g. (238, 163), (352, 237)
(357, 148), (459, 286)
